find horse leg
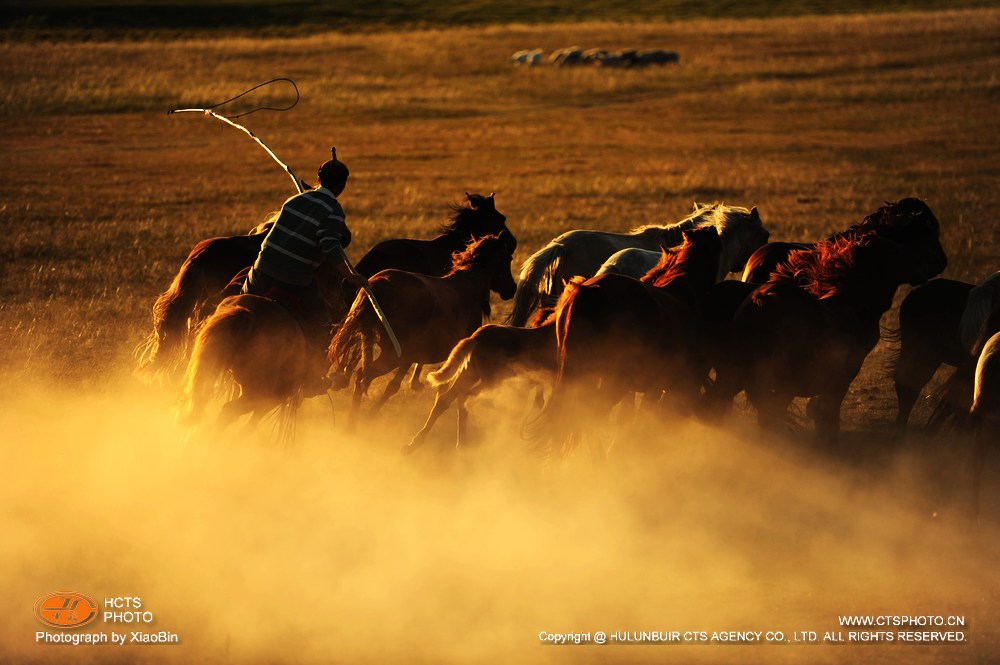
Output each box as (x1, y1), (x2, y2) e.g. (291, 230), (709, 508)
(347, 337), (374, 431)
(969, 423), (992, 520)
(814, 384), (850, 445)
(752, 388), (793, 433)
(456, 399), (470, 450)
(403, 370), (480, 454)
(371, 363), (409, 416)
(215, 395), (255, 436)
(894, 349), (941, 433)
(408, 364), (424, 391)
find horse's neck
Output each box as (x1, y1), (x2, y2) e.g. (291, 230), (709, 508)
(443, 268), (494, 315)
(633, 225), (684, 247)
(432, 231), (469, 250)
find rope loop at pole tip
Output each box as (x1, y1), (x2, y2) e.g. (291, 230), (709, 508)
(166, 78), (299, 119)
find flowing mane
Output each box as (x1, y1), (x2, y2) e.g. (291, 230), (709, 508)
(442, 193), (500, 235)
(641, 226), (722, 288)
(445, 235), (505, 275)
(770, 235), (872, 299)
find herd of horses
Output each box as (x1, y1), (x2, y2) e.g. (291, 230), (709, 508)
(135, 193), (999, 512)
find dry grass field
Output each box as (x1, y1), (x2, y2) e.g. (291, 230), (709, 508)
(1, 8), (1000, 665)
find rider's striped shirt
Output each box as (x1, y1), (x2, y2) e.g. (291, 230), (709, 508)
(253, 186), (350, 286)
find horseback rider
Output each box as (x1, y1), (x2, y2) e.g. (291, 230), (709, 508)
(242, 146), (368, 395)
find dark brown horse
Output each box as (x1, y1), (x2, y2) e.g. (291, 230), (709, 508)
(714, 217), (948, 442)
(329, 235), (517, 427)
(180, 294), (309, 439)
(404, 309), (557, 454)
(530, 225), (724, 453)
(352, 192), (515, 283)
(742, 198), (939, 283)
(891, 278), (974, 431)
(135, 221), (275, 378)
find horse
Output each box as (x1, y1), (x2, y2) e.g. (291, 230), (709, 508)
(135, 219), (276, 379)
(741, 197), (937, 283)
(352, 193), (514, 281)
(713, 216), (948, 442)
(329, 235), (517, 427)
(529, 225), (724, 454)
(594, 212), (769, 280)
(179, 294), (309, 440)
(891, 273), (1000, 432)
(508, 202), (767, 326)
(970, 328), (1000, 517)
(178, 252), (357, 437)
(403, 309), (557, 455)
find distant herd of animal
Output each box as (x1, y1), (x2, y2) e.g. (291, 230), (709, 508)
(135, 194), (999, 513)
(510, 47), (680, 67)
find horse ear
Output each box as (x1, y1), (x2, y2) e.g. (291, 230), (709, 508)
(489, 192), (495, 199)
(750, 206), (759, 219)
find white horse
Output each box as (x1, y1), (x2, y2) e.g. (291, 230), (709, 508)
(507, 202), (769, 326)
(971, 328), (1000, 517)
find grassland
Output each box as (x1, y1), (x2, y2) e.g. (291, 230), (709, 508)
(1, 8), (998, 400)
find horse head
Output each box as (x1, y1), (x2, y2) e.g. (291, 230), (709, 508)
(450, 192), (514, 250)
(448, 235), (517, 301)
(865, 199), (947, 280)
(716, 204), (770, 279)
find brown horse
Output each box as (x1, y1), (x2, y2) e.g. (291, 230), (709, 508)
(352, 193), (515, 281)
(529, 225), (724, 453)
(742, 198), (939, 283)
(329, 235), (517, 427)
(403, 309), (557, 454)
(135, 220), (275, 379)
(179, 294), (309, 439)
(714, 217), (948, 442)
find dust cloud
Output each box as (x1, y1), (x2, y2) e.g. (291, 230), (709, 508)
(1, 372), (998, 665)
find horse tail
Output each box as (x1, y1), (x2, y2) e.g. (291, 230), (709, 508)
(329, 290), (370, 380)
(522, 278), (586, 454)
(137, 252), (210, 380)
(180, 303), (256, 425)
(508, 243), (564, 326)
(427, 335), (478, 389)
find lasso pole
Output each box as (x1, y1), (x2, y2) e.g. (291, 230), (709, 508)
(168, 108), (306, 194)
(168, 104), (402, 357)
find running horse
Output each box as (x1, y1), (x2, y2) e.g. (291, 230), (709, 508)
(713, 205), (948, 442)
(404, 309), (558, 454)
(508, 202), (767, 326)
(741, 197), (937, 283)
(329, 235), (518, 428)
(890, 272), (1000, 432)
(528, 225), (724, 454)
(138, 192), (513, 382)
(135, 219), (277, 379)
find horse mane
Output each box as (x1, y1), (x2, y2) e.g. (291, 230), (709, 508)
(629, 202), (755, 241)
(445, 234), (507, 275)
(641, 226), (722, 288)
(639, 247), (679, 284)
(770, 235), (872, 299)
(442, 194), (495, 235)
